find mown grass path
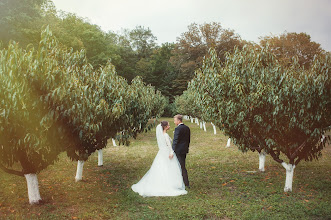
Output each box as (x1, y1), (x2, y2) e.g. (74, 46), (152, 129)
(1, 118), (330, 219)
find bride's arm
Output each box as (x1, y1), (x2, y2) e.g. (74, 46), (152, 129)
(165, 134), (174, 156)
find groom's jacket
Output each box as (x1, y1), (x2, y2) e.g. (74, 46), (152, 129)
(172, 123), (190, 154)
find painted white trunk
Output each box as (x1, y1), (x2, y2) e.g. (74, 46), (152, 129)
(190, 117), (194, 123)
(321, 135), (325, 143)
(282, 162), (295, 192)
(226, 138), (231, 147)
(258, 151), (266, 172)
(25, 174), (41, 204)
(196, 118), (199, 125)
(98, 149), (103, 167)
(211, 123), (217, 135)
(112, 138), (117, 147)
(75, 160), (84, 182)
(203, 121), (206, 132)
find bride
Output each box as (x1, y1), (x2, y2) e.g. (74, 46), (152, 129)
(131, 121), (187, 197)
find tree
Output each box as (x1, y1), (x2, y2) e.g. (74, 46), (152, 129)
(129, 26), (157, 59)
(116, 77), (167, 145)
(144, 43), (178, 100)
(189, 47), (331, 192)
(170, 22), (245, 94)
(0, 27), (168, 205)
(259, 32), (324, 69)
(175, 89), (202, 122)
(0, 27), (88, 204)
(0, 0), (48, 48)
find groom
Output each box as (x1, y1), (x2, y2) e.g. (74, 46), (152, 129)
(171, 114), (190, 188)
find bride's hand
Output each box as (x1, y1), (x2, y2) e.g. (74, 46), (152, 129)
(169, 154), (174, 159)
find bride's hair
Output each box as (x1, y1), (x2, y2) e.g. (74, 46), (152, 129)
(160, 121), (169, 130)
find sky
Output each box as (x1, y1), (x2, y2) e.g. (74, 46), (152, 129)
(51, 0), (331, 51)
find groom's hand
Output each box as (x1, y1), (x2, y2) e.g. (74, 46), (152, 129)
(169, 154), (174, 159)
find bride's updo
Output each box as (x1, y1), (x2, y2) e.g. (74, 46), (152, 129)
(160, 121), (169, 130)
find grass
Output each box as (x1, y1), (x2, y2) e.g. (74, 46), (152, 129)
(0, 117), (330, 219)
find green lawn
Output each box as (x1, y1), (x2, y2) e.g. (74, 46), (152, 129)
(1, 118), (330, 219)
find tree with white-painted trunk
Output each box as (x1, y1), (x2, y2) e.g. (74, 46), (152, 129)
(0, 28), (77, 204)
(0, 28), (168, 206)
(258, 151), (266, 172)
(25, 174), (42, 204)
(75, 160), (85, 181)
(112, 138), (117, 147)
(98, 150), (103, 167)
(226, 138), (231, 148)
(282, 162), (295, 192)
(189, 47), (331, 192)
(211, 122), (217, 135)
(203, 121), (207, 131)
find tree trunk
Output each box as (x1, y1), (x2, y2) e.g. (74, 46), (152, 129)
(196, 118), (199, 125)
(98, 149), (103, 167)
(200, 121), (203, 129)
(203, 121), (206, 132)
(211, 123), (217, 135)
(282, 162), (295, 192)
(258, 151), (266, 172)
(226, 138), (231, 147)
(112, 138), (117, 147)
(24, 174), (42, 204)
(75, 160), (84, 182)
(190, 117), (194, 123)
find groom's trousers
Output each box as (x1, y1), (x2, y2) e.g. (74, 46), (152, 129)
(177, 154), (189, 187)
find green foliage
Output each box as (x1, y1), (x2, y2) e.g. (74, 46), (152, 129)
(0, 27), (167, 176)
(260, 32), (324, 69)
(117, 77), (167, 145)
(189, 46), (331, 166)
(0, 0), (47, 48)
(175, 89), (201, 119)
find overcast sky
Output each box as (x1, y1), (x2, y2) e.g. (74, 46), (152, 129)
(51, 0), (331, 51)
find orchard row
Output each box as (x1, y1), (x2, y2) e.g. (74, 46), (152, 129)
(177, 46), (331, 192)
(0, 27), (167, 204)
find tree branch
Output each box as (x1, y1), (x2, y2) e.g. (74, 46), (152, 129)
(269, 149), (284, 164)
(291, 140), (307, 160)
(0, 163), (24, 177)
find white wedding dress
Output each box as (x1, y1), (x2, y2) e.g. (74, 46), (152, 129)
(131, 124), (187, 197)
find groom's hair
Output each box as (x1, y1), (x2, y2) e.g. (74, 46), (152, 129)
(174, 114), (183, 122)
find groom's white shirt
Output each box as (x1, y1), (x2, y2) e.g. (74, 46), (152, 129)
(177, 123), (183, 127)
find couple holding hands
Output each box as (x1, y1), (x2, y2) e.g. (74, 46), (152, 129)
(132, 114), (190, 197)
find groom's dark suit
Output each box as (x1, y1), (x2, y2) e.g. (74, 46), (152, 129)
(172, 123), (190, 187)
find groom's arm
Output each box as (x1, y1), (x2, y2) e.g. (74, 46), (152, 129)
(172, 127), (180, 151)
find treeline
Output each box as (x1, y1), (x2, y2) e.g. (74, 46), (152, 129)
(0, 0), (327, 116)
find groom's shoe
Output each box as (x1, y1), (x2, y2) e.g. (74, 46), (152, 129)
(186, 185), (190, 190)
